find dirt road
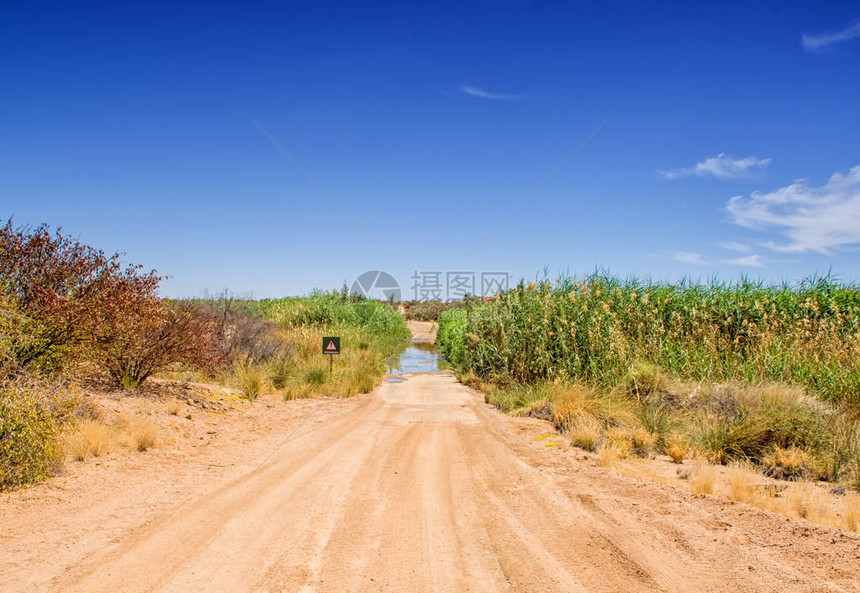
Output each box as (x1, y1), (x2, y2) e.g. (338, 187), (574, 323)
(2, 322), (858, 592)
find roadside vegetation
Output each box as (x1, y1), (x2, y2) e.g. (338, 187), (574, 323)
(219, 292), (409, 400)
(0, 220), (408, 490)
(437, 273), (860, 529)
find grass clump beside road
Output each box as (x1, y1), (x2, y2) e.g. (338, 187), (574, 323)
(437, 273), (860, 493)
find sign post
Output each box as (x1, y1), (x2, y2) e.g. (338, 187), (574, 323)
(322, 336), (341, 376)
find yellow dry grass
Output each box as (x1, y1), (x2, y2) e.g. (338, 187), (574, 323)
(604, 427), (633, 460)
(65, 420), (114, 461)
(726, 464), (761, 504)
(631, 427), (656, 457)
(569, 426), (600, 452)
(665, 433), (690, 464)
(843, 492), (860, 532)
(782, 482), (830, 524)
(126, 419), (158, 452)
(762, 446), (809, 475)
(550, 384), (634, 433)
(689, 463), (716, 496)
(598, 445), (621, 468)
(166, 398), (182, 415)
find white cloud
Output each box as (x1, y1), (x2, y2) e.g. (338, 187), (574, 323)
(720, 241), (755, 254)
(460, 85), (525, 100)
(727, 163), (860, 253)
(674, 251), (709, 266)
(802, 21), (860, 52)
(658, 153), (772, 180)
(723, 254), (764, 268)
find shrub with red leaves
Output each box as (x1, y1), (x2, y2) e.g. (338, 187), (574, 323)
(0, 220), (221, 386)
(0, 219), (161, 373)
(94, 300), (224, 388)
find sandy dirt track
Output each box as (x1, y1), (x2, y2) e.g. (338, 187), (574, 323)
(1, 322), (859, 592)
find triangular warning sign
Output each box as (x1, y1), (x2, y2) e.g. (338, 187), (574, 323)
(324, 339), (338, 352)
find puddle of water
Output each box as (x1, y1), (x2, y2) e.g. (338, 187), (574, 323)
(386, 341), (442, 375)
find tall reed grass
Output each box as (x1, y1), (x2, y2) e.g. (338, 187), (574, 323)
(438, 273), (860, 486)
(438, 273), (860, 405)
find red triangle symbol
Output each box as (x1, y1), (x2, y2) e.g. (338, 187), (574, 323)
(325, 340), (338, 352)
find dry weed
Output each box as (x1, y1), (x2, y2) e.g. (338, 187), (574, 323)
(598, 445), (621, 468)
(551, 384), (634, 433)
(604, 427), (633, 459)
(843, 492), (860, 532)
(631, 427), (656, 457)
(567, 416), (602, 452)
(66, 420), (114, 461)
(726, 464), (759, 504)
(127, 420), (158, 452)
(783, 482), (830, 524)
(689, 463), (716, 496)
(763, 446), (809, 478)
(665, 433), (690, 463)
(569, 426), (600, 452)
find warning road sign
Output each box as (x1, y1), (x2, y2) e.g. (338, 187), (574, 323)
(322, 336), (341, 355)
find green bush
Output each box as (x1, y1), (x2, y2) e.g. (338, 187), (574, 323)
(436, 308), (468, 366)
(0, 381), (71, 489)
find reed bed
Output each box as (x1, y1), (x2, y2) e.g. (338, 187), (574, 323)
(438, 273), (860, 404)
(438, 273), (860, 488)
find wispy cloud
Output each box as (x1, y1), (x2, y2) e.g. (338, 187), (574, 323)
(674, 251), (709, 266)
(460, 85), (525, 101)
(723, 254), (764, 268)
(658, 153), (772, 180)
(802, 20), (860, 52)
(727, 163), (860, 253)
(720, 241), (756, 254)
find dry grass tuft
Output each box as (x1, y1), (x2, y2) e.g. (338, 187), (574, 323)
(551, 384), (634, 433)
(66, 420), (114, 461)
(127, 420), (158, 452)
(689, 463), (716, 496)
(166, 398), (182, 416)
(628, 361), (668, 400)
(569, 425), (600, 452)
(631, 427), (656, 457)
(236, 365), (267, 401)
(762, 446), (809, 478)
(604, 427), (633, 460)
(843, 492), (860, 532)
(783, 482), (830, 524)
(598, 445), (621, 468)
(726, 464), (760, 504)
(343, 353), (382, 396)
(665, 432), (690, 463)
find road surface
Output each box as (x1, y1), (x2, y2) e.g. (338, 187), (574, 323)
(1, 322), (858, 592)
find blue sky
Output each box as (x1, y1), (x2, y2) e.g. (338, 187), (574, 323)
(2, 0), (859, 298)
